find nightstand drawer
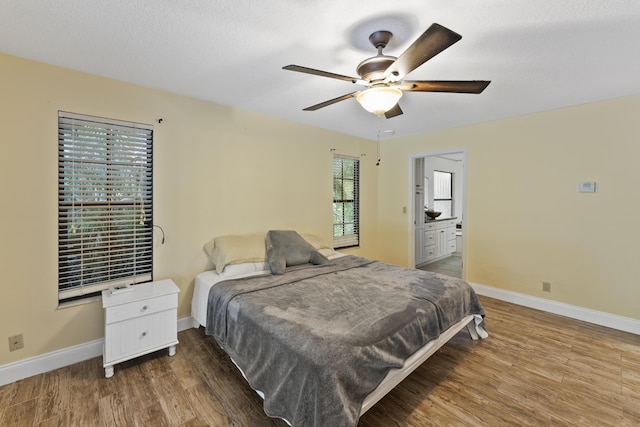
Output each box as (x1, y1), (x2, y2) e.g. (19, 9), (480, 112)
(105, 293), (177, 324)
(104, 309), (178, 363)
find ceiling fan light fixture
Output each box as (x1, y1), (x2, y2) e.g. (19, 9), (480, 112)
(356, 86), (403, 116)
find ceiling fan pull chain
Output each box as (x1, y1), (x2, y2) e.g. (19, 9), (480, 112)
(376, 120), (382, 166)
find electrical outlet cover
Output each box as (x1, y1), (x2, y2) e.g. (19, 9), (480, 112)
(9, 334), (24, 351)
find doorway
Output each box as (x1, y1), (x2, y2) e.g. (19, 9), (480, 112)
(410, 150), (465, 278)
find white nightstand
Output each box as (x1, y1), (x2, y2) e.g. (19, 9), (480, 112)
(102, 279), (180, 378)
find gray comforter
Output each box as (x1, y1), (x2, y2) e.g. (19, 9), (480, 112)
(206, 255), (485, 427)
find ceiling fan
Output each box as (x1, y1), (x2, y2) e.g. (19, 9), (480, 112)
(283, 23), (490, 118)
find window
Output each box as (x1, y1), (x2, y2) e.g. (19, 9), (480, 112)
(433, 170), (453, 218)
(333, 155), (359, 248)
(58, 112), (153, 302)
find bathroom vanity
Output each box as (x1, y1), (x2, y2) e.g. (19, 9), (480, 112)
(416, 217), (457, 266)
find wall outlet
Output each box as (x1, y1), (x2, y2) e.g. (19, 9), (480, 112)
(9, 334), (24, 351)
(542, 281), (551, 292)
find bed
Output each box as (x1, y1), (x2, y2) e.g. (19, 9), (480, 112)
(191, 231), (487, 427)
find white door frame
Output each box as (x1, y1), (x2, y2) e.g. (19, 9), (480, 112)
(407, 148), (467, 273)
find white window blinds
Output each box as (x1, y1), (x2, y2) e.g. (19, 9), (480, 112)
(58, 112), (153, 302)
(333, 155), (360, 248)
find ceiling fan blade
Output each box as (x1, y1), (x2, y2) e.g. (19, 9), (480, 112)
(384, 103), (403, 119)
(302, 92), (359, 111)
(397, 80), (491, 94)
(384, 23), (462, 82)
(283, 65), (362, 84)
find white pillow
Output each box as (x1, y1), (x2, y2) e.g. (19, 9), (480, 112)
(301, 234), (339, 258)
(301, 233), (333, 250)
(318, 247), (339, 258)
(220, 262), (269, 278)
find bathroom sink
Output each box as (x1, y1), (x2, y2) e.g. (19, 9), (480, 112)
(425, 211), (442, 220)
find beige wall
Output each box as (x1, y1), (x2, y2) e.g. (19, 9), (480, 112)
(377, 94), (640, 320)
(0, 53), (379, 365)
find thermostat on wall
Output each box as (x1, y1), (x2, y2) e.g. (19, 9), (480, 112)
(577, 181), (597, 193)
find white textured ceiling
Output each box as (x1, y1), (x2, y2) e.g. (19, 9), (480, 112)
(2, 0), (640, 140)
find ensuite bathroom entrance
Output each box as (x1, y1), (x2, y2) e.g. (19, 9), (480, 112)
(412, 151), (465, 279)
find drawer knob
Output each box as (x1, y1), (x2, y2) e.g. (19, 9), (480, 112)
(142, 332), (147, 337)
(141, 305), (148, 311)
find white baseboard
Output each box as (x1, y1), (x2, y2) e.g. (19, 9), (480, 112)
(470, 282), (640, 335)
(0, 316), (195, 387)
(177, 316), (196, 332)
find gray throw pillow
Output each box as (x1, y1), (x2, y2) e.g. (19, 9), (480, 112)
(266, 230), (329, 275)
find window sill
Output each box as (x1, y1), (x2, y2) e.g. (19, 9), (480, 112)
(334, 245), (360, 250)
(57, 294), (101, 309)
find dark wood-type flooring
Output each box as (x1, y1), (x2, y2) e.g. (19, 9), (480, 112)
(1, 296), (639, 426)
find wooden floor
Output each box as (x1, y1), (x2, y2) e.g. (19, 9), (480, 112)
(1, 296), (639, 426)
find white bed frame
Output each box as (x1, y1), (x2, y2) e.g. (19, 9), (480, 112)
(361, 314), (480, 414)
